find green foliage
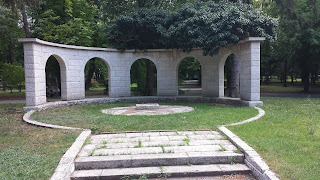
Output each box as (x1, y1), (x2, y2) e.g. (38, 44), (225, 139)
(271, 0), (320, 92)
(107, 8), (170, 50)
(0, 5), (24, 64)
(167, 1), (277, 55)
(31, 0), (96, 46)
(130, 59), (157, 96)
(178, 57), (201, 84)
(107, 1), (277, 55)
(0, 63), (24, 92)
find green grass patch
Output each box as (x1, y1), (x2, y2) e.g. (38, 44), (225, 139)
(229, 97), (320, 180)
(260, 82), (320, 94)
(0, 103), (80, 179)
(0, 90), (25, 100)
(31, 103), (258, 132)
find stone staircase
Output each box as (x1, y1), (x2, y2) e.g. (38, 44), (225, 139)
(71, 131), (254, 180)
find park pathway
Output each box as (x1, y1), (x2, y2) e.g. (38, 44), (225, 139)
(71, 130), (255, 180)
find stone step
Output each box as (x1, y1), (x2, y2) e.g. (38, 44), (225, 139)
(75, 152), (244, 170)
(71, 164), (251, 180)
(91, 131), (220, 139)
(82, 139), (233, 151)
(90, 134), (223, 144)
(78, 144), (238, 157)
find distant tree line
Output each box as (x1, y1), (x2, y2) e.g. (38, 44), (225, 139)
(0, 0), (319, 94)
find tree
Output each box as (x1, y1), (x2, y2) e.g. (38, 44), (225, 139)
(274, 0), (320, 92)
(0, 5), (24, 64)
(2, 0), (41, 38)
(107, 1), (276, 96)
(108, 1), (276, 53)
(0, 63), (24, 92)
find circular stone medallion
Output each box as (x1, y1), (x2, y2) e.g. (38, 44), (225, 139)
(101, 105), (194, 116)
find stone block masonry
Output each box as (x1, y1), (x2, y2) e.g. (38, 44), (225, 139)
(19, 37), (265, 107)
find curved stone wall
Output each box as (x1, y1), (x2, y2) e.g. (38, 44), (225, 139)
(19, 37), (264, 107)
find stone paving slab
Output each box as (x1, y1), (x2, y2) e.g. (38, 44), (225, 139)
(79, 131), (239, 157)
(88, 140), (233, 149)
(74, 130), (253, 180)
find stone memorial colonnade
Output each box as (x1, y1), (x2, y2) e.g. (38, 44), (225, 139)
(19, 37), (264, 108)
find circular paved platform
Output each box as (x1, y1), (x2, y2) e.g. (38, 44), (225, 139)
(101, 105), (194, 115)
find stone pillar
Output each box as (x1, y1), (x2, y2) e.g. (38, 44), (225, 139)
(24, 43), (46, 106)
(60, 63), (68, 100)
(79, 69), (86, 99)
(239, 42), (261, 101)
(202, 59), (222, 97)
(157, 64), (178, 96)
(109, 66), (131, 97)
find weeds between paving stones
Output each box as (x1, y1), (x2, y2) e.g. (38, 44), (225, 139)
(134, 141), (142, 148)
(182, 138), (190, 145)
(234, 148), (242, 153)
(121, 174), (149, 180)
(220, 136), (228, 140)
(159, 166), (171, 179)
(230, 156), (236, 165)
(85, 137), (92, 144)
(219, 144), (227, 151)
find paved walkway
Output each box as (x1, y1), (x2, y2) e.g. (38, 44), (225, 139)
(72, 130), (254, 179)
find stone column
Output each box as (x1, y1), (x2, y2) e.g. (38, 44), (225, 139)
(157, 64), (178, 96)
(24, 43), (47, 106)
(202, 58), (222, 97)
(239, 41), (261, 101)
(109, 64), (131, 97)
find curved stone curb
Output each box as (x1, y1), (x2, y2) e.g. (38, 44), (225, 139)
(50, 130), (91, 180)
(23, 110), (82, 130)
(219, 107), (279, 180)
(225, 107), (265, 126)
(23, 96), (263, 112)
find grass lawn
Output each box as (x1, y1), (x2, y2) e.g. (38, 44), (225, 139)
(261, 82), (320, 93)
(0, 90), (25, 100)
(31, 103), (258, 133)
(0, 103), (81, 180)
(229, 97), (320, 180)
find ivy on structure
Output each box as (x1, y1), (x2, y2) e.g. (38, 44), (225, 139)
(107, 1), (277, 56)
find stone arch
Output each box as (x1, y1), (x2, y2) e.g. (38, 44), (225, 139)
(218, 50), (240, 68)
(19, 38), (264, 107)
(83, 57), (111, 98)
(176, 56), (202, 96)
(174, 54), (203, 73)
(44, 54), (68, 101)
(221, 52), (240, 98)
(130, 58), (158, 96)
(129, 56), (159, 70)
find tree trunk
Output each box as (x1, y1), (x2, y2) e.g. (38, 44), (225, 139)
(145, 60), (154, 96)
(20, 4), (31, 38)
(265, 76), (270, 85)
(291, 74), (294, 83)
(311, 73), (316, 85)
(8, 41), (14, 64)
(85, 61), (95, 90)
(302, 71), (310, 93)
(228, 55), (239, 98)
(283, 59), (288, 87)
